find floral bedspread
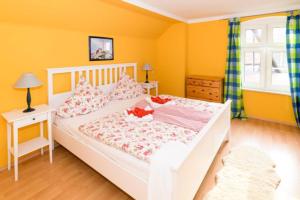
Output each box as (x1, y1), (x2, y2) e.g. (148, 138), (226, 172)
(78, 96), (222, 162)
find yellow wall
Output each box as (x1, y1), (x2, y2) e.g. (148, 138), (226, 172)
(0, 0), (175, 168)
(243, 91), (295, 124)
(156, 23), (187, 97)
(187, 20), (228, 77)
(187, 14), (296, 125)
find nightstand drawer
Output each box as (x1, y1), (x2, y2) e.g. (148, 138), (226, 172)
(140, 81), (158, 96)
(14, 113), (48, 127)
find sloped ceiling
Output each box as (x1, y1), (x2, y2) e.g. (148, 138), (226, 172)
(0, 0), (177, 38)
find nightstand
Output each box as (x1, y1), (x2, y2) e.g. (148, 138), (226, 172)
(2, 104), (54, 181)
(140, 81), (158, 96)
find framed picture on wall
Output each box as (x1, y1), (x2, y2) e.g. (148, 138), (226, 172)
(89, 36), (114, 61)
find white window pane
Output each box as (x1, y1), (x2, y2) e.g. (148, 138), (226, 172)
(254, 52), (261, 64)
(271, 52), (289, 86)
(244, 52), (253, 64)
(272, 52), (287, 67)
(246, 29), (262, 44)
(272, 71), (289, 86)
(243, 51), (261, 85)
(273, 27), (286, 43)
(244, 64), (260, 84)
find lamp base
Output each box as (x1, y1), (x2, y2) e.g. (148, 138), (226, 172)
(23, 107), (35, 113)
(23, 88), (35, 113)
(145, 70), (149, 83)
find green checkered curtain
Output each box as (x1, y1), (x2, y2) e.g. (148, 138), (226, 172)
(224, 18), (246, 119)
(287, 10), (300, 127)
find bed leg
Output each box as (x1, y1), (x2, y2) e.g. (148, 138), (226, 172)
(52, 138), (55, 150)
(225, 130), (231, 143)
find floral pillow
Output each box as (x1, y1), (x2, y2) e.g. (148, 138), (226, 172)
(57, 76), (109, 118)
(110, 74), (144, 100)
(74, 76), (95, 96)
(56, 95), (92, 118)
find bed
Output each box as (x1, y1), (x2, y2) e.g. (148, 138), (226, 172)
(47, 63), (231, 200)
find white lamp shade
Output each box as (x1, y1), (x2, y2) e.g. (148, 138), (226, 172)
(143, 64), (152, 71)
(14, 73), (42, 88)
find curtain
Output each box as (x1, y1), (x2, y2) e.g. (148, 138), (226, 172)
(224, 18), (246, 119)
(287, 10), (300, 127)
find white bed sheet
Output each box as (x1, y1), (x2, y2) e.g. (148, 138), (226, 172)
(54, 95), (150, 181)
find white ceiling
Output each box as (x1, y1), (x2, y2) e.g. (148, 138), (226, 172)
(123, 0), (300, 23)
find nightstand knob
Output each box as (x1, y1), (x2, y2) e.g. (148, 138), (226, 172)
(32, 118), (36, 120)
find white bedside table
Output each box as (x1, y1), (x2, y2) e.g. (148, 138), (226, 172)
(140, 81), (158, 96)
(2, 104), (54, 181)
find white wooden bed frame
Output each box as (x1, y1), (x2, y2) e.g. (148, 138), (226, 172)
(47, 63), (231, 200)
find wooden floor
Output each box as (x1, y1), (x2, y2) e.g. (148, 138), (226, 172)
(0, 119), (299, 200)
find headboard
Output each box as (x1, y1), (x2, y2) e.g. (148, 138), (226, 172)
(47, 63), (137, 109)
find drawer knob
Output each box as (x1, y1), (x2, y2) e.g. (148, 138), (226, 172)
(192, 90), (196, 93)
(32, 118), (36, 120)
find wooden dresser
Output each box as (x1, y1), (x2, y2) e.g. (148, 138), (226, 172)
(186, 75), (224, 103)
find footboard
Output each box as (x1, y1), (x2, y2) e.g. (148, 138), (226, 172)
(171, 100), (231, 200)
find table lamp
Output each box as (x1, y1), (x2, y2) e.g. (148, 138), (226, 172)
(14, 73), (42, 113)
(143, 64), (152, 83)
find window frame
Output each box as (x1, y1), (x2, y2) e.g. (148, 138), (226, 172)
(241, 16), (290, 95)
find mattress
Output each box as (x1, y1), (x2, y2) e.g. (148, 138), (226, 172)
(54, 95), (151, 181)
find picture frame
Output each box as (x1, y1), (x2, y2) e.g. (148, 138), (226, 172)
(89, 36), (114, 61)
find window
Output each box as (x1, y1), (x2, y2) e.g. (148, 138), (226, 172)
(241, 17), (289, 94)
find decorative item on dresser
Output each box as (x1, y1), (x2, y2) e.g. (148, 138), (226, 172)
(186, 75), (224, 103)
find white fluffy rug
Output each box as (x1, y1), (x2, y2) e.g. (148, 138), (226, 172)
(204, 146), (281, 200)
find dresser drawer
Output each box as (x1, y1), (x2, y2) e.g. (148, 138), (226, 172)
(14, 113), (48, 128)
(200, 80), (220, 88)
(188, 88), (220, 101)
(202, 93), (221, 102)
(200, 87), (220, 95)
(186, 86), (201, 97)
(186, 78), (202, 86)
